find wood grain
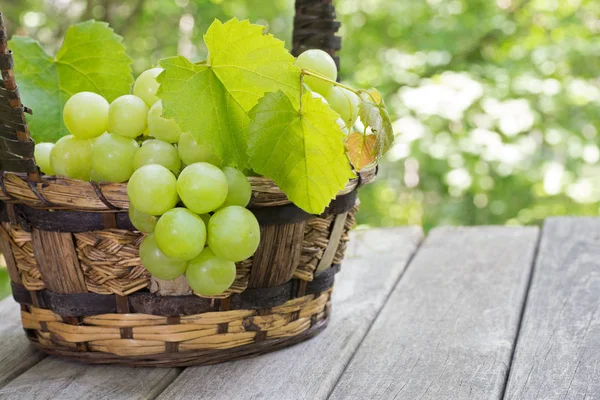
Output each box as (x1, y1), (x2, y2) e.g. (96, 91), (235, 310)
(0, 356), (178, 400)
(0, 298), (45, 389)
(504, 218), (600, 399)
(31, 229), (86, 293)
(155, 227), (423, 400)
(329, 227), (539, 400)
(248, 221), (306, 288)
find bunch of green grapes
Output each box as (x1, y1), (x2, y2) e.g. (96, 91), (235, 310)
(35, 67), (221, 180)
(129, 161), (259, 296)
(35, 68), (259, 296)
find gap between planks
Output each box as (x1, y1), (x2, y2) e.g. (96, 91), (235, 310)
(504, 217), (600, 399)
(328, 226), (540, 400)
(499, 227), (542, 400)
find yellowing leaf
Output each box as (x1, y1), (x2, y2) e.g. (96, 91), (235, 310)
(358, 88), (394, 158)
(10, 21), (133, 142)
(158, 18), (301, 168)
(248, 91), (355, 214)
(346, 132), (378, 171)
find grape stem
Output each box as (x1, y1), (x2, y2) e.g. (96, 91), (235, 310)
(299, 69), (378, 104)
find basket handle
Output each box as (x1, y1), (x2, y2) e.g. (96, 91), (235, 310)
(292, 0), (342, 72)
(0, 13), (40, 181)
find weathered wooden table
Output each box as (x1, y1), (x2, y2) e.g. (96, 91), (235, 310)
(0, 218), (598, 399)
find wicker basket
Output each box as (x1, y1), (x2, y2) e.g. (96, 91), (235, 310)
(0, 1), (375, 366)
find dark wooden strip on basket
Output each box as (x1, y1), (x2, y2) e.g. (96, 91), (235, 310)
(0, 135), (34, 155)
(11, 266), (341, 317)
(8, 189), (358, 232)
(0, 89), (23, 105)
(0, 123), (28, 138)
(505, 218), (600, 399)
(0, 298), (46, 389)
(155, 228), (423, 399)
(0, 22), (6, 44)
(0, 52), (13, 70)
(329, 227), (539, 400)
(0, 105), (27, 124)
(0, 157), (37, 173)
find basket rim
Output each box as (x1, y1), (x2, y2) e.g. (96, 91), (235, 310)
(0, 167), (376, 212)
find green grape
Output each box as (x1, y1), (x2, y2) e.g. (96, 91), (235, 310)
(109, 95), (149, 138)
(177, 163), (228, 214)
(34, 143), (55, 175)
(91, 133), (139, 182)
(50, 135), (93, 180)
(63, 92), (109, 139)
(139, 234), (188, 280)
(326, 86), (360, 128)
(147, 101), (181, 143)
(208, 206), (260, 262)
(127, 164), (178, 215)
(155, 208), (206, 261)
(133, 139), (181, 175)
(90, 170), (106, 182)
(129, 204), (158, 233)
(295, 49), (337, 97)
(220, 167), (252, 208)
(133, 67), (163, 106)
(186, 247), (236, 296)
(178, 132), (222, 166)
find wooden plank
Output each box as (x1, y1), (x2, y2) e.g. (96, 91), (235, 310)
(0, 356), (179, 400)
(0, 298), (45, 388)
(330, 226), (539, 400)
(505, 218), (600, 399)
(156, 227), (423, 400)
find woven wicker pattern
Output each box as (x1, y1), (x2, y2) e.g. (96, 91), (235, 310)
(0, 222), (42, 289)
(0, 171), (375, 211)
(21, 289), (331, 359)
(3, 207), (357, 296)
(295, 205), (357, 281)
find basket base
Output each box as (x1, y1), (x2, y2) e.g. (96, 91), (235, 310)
(26, 317), (329, 367)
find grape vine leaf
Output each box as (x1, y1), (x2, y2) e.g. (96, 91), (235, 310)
(358, 88), (394, 159)
(248, 91), (355, 214)
(9, 21), (133, 142)
(346, 132), (378, 171)
(157, 18), (301, 168)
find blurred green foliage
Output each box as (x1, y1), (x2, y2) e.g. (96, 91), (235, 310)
(2, 0), (600, 236)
